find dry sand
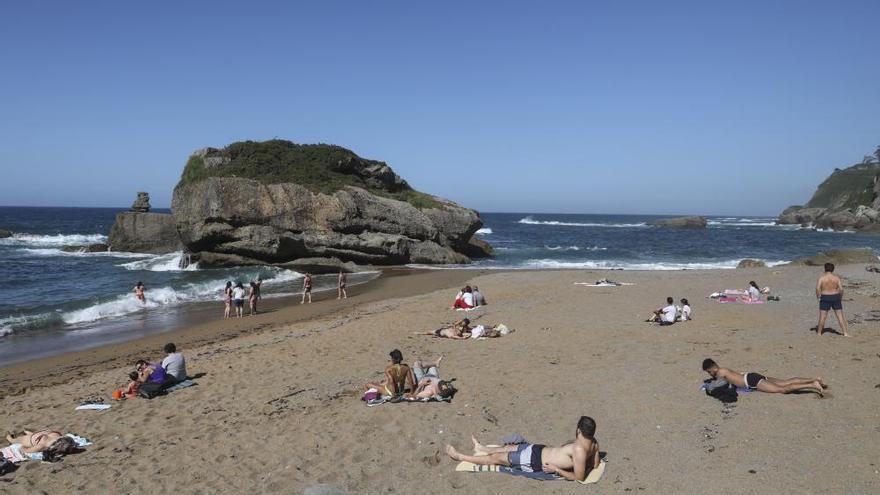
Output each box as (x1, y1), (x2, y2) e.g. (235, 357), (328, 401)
(1, 265), (879, 494)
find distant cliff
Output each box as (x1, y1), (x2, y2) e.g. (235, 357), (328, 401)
(778, 147), (880, 232)
(170, 140), (492, 267)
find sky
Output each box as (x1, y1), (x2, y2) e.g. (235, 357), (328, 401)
(1, 1), (878, 216)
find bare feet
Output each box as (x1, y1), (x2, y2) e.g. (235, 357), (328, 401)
(817, 377), (829, 389)
(812, 381), (824, 396)
(437, 355), (444, 366)
(445, 444), (463, 461)
(472, 435), (488, 454)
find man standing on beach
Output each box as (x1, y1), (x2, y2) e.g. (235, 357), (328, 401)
(816, 263), (849, 337)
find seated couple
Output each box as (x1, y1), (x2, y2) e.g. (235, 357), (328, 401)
(128, 343), (188, 398)
(363, 350), (453, 400)
(452, 285), (486, 310)
(445, 416), (600, 482)
(5, 429), (78, 462)
(647, 297), (691, 325)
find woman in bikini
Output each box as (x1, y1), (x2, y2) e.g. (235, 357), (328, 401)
(223, 281), (232, 318)
(414, 318), (472, 339)
(5, 429), (78, 460)
(133, 282), (145, 304)
(363, 349), (414, 397)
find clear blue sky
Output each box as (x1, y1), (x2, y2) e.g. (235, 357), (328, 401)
(1, 1), (878, 216)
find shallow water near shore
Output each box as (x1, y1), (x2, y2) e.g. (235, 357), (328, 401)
(2, 207), (879, 365)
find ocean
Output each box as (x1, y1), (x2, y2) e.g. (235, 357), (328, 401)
(1, 207), (878, 365)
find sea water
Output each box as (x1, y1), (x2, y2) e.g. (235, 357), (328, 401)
(1, 208), (878, 365)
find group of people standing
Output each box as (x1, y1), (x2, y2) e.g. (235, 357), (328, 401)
(224, 278), (262, 318)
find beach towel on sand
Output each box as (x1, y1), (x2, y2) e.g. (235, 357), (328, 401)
(454, 446), (606, 484)
(165, 379), (197, 393)
(717, 297), (764, 304)
(366, 395), (452, 407)
(574, 282), (634, 287)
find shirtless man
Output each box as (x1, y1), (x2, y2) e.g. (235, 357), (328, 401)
(445, 416), (600, 482)
(404, 356), (444, 399)
(363, 349), (414, 397)
(301, 274), (312, 304)
(701, 358), (825, 395)
(816, 263), (849, 337)
(415, 318), (472, 339)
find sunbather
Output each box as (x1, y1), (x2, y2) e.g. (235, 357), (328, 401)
(364, 349), (414, 397)
(404, 356), (444, 399)
(701, 358), (826, 395)
(445, 416), (601, 482)
(415, 318), (472, 339)
(5, 430), (77, 461)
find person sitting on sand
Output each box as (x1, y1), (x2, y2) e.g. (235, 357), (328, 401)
(133, 281), (146, 304)
(136, 359), (168, 385)
(123, 371), (140, 398)
(416, 318), (472, 339)
(404, 356), (445, 399)
(5, 430), (77, 461)
(161, 343), (187, 384)
(364, 349), (414, 398)
(472, 286), (486, 306)
(744, 281), (762, 302)
(677, 298), (692, 321)
(816, 262), (849, 337)
(648, 297), (677, 325)
(445, 416), (601, 482)
(453, 286), (475, 309)
(701, 358), (826, 395)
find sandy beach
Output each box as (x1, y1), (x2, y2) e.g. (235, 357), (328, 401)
(1, 264), (879, 494)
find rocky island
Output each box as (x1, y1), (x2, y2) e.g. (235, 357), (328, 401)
(109, 140), (492, 269)
(777, 147), (880, 232)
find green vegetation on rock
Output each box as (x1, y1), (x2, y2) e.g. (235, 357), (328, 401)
(176, 140), (439, 209)
(805, 162), (880, 210)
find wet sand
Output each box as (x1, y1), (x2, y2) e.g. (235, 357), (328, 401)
(1, 265), (879, 494)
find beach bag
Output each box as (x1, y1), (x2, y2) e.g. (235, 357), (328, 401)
(437, 379), (457, 399)
(138, 381), (166, 399)
(704, 379), (738, 403)
(362, 389), (380, 402)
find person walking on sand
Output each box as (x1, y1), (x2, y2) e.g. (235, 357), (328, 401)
(816, 263), (849, 337)
(337, 270), (347, 299)
(232, 282), (246, 318)
(301, 273), (312, 304)
(701, 359), (826, 395)
(133, 281), (146, 304)
(223, 281), (233, 318)
(445, 416), (601, 482)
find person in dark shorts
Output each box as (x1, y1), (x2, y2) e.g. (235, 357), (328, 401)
(815, 263), (849, 337)
(702, 359), (825, 395)
(445, 416), (601, 481)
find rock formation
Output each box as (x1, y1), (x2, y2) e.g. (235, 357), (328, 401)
(170, 140), (491, 267)
(61, 243), (109, 253)
(647, 216), (708, 228)
(0, 229), (11, 239)
(777, 158), (880, 232)
(736, 259), (766, 269)
(788, 248), (878, 266)
(131, 192), (151, 212)
(108, 210), (182, 254)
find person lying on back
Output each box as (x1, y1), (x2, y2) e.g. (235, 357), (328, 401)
(445, 416), (601, 482)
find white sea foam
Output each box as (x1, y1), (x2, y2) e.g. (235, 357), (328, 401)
(543, 245), (607, 252)
(476, 228), (493, 235)
(60, 268), (303, 326)
(518, 216), (646, 228)
(0, 233), (108, 247)
(0, 312), (60, 336)
(19, 248), (153, 259)
(118, 252), (199, 272)
(519, 259), (792, 270)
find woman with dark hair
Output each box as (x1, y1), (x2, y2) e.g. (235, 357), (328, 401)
(133, 281), (146, 304)
(746, 281), (762, 302)
(5, 430), (78, 461)
(248, 282), (258, 316)
(232, 282), (245, 318)
(223, 281), (233, 318)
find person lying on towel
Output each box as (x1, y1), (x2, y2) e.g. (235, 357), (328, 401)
(415, 318), (472, 339)
(403, 356), (444, 399)
(445, 416), (600, 482)
(702, 359), (826, 395)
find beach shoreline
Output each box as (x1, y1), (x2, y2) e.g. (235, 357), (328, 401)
(0, 267), (484, 396)
(1, 264), (878, 494)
